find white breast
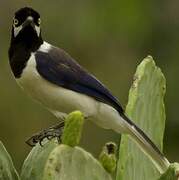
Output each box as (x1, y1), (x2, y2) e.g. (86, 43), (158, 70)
(17, 53), (98, 118)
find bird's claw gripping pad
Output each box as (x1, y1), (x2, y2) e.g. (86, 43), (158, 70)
(26, 121), (64, 147)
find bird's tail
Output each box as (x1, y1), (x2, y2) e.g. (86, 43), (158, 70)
(121, 113), (170, 174)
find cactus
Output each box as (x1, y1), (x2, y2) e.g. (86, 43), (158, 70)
(158, 163), (179, 180)
(20, 139), (59, 180)
(20, 141), (112, 180)
(116, 56), (167, 180)
(0, 141), (19, 180)
(20, 111), (112, 180)
(62, 111), (84, 147)
(43, 144), (112, 180)
(0, 56), (179, 180)
(99, 142), (117, 173)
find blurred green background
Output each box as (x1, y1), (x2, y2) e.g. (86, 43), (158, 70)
(0, 0), (179, 171)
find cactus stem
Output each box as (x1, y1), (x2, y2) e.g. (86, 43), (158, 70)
(61, 111), (84, 147)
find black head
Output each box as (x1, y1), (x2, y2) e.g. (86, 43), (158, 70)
(11, 7), (43, 49)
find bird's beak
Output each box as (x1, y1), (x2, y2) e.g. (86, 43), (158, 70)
(22, 16), (35, 29)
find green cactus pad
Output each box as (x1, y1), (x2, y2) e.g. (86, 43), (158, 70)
(21, 140), (112, 180)
(116, 56), (166, 180)
(0, 141), (19, 180)
(158, 163), (179, 180)
(43, 144), (112, 180)
(21, 110), (112, 180)
(21, 139), (58, 180)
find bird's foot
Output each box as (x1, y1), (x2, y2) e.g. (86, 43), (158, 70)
(26, 121), (65, 147)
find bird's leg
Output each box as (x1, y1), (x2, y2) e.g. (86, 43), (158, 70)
(26, 121), (65, 147)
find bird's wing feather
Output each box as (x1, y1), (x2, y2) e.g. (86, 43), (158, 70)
(35, 46), (123, 113)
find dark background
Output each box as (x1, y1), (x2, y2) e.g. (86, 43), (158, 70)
(0, 0), (179, 171)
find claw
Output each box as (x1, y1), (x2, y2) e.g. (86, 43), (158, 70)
(39, 138), (44, 147)
(26, 121), (64, 147)
(47, 136), (51, 140)
(26, 137), (37, 147)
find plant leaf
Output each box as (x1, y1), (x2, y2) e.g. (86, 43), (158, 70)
(116, 56), (166, 180)
(0, 141), (20, 180)
(21, 139), (58, 180)
(158, 163), (179, 180)
(43, 144), (112, 180)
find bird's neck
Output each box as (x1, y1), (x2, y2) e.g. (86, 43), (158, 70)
(8, 30), (43, 78)
(10, 28), (43, 52)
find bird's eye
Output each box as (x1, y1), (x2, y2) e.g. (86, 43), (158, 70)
(38, 18), (41, 25)
(13, 18), (19, 26)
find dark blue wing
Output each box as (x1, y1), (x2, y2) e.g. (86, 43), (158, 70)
(35, 46), (123, 113)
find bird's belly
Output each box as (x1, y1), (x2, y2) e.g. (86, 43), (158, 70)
(17, 72), (126, 132)
(16, 55), (98, 118)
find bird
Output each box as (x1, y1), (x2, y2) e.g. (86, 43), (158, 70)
(8, 7), (169, 173)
